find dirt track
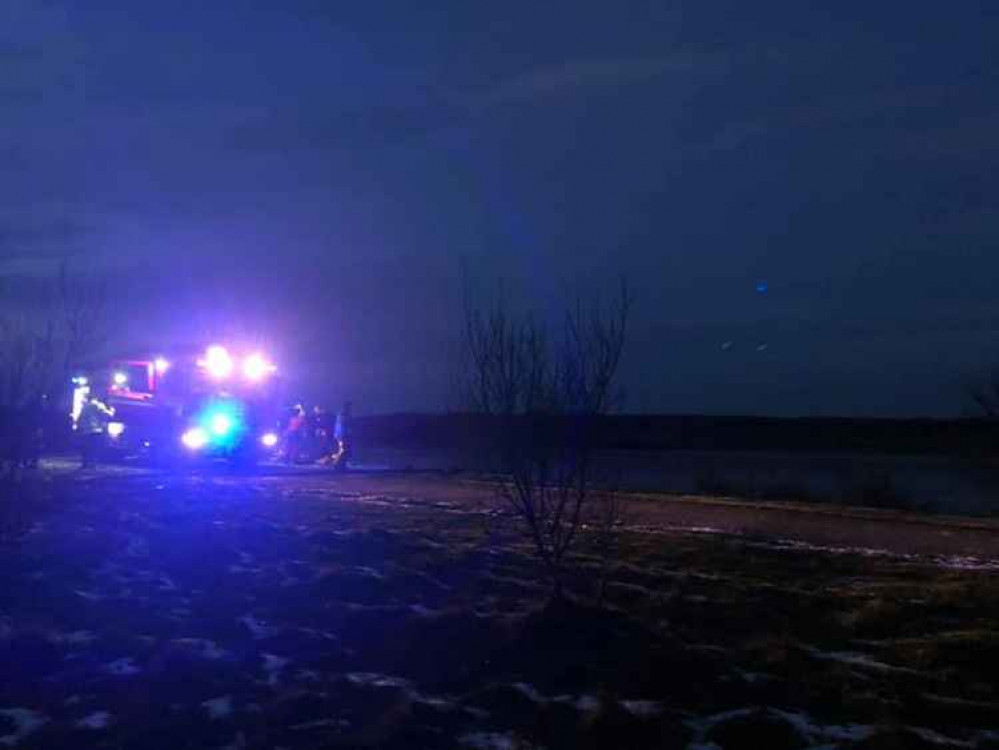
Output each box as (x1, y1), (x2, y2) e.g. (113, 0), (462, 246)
(266, 471), (999, 564)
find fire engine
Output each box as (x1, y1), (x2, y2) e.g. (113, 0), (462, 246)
(72, 344), (285, 464)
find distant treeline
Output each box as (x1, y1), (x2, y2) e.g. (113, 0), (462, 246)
(354, 413), (999, 458)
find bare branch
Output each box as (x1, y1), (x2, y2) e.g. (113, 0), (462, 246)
(457, 271), (632, 599)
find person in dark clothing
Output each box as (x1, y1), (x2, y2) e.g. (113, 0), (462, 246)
(328, 400), (352, 472)
(78, 394), (113, 469)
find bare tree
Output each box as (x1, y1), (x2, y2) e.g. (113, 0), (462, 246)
(0, 260), (112, 480)
(459, 277), (631, 598)
(57, 258), (111, 381)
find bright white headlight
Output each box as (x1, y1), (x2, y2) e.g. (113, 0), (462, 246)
(181, 427), (208, 450)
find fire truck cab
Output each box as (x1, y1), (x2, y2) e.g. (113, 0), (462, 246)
(80, 345), (285, 464)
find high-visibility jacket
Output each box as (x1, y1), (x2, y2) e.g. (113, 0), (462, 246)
(79, 400), (113, 435)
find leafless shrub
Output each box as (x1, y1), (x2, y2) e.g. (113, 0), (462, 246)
(459, 277), (632, 599)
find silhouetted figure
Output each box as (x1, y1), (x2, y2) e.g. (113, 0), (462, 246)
(78, 394), (113, 469)
(331, 400), (352, 472)
(283, 404), (307, 465)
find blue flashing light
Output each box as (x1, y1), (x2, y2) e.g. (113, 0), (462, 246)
(191, 399), (246, 451)
(210, 413), (233, 436)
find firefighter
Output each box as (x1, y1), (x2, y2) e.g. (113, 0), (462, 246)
(78, 393), (114, 468)
(329, 400), (353, 472)
(283, 404), (307, 465)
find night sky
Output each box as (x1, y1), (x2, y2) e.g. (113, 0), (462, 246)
(2, 1), (997, 416)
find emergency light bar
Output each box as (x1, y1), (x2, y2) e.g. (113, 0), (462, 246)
(198, 345), (275, 381)
(201, 346), (234, 378)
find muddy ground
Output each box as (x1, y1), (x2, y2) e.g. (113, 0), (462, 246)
(1, 466), (998, 749)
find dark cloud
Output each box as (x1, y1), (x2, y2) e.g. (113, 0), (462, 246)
(1, 0), (997, 416)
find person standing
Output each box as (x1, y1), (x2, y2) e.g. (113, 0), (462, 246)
(283, 404), (307, 465)
(78, 394), (114, 469)
(331, 400), (352, 472)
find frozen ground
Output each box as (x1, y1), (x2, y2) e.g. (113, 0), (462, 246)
(1, 466), (998, 749)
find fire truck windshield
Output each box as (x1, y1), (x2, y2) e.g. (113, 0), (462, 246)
(112, 363), (153, 393)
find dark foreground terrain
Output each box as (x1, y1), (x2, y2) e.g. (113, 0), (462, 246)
(1, 466), (998, 749)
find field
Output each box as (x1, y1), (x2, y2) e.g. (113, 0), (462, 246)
(1, 465), (998, 749)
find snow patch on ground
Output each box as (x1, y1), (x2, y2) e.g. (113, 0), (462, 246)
(296, 627), (337, 641)
(239, 614), (278, 639)
(620, 700), (663, 717)
(0, 708), (50, 746)
(685, 707), (875, 747)
(628, 523), (999, 571)
(408, 604), (440, 617)
(804, 646), (921, 675)
(938, 555), (999, 572)
(122, 534), (149, 558)
(105, 658), (141, 677)
(343, 673), (456, 712)
(507, 683), (649, 719)
(751, 538), (999, 572)
(412, 693), (457, 711)
(75, 711), (112, 730)
(734, 669), (771, 684)
(345, 673), (411, 689)
(907, 727), (976, 747)
(511, 682), (546, 703)
(261, 654), (289, 686)
(50, 630), (96, 647)
(74, 589), (105, 602)
(202, 696), (234, 720)
(770, 708), (874, 743)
